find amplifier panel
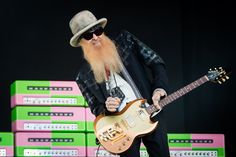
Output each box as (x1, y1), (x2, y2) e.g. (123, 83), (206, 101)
(12, 106), (86, 132)
(15, 132), (86, 156)
(11, 80), (85, 107)
(168, 133), (225, 157)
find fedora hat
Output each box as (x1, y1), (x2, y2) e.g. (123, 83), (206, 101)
(69, 10), (107, 47)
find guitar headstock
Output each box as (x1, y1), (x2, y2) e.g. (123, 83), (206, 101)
(207, 67), (229, 84)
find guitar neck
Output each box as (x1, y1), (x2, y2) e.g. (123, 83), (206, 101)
(145, 75), (209, 115)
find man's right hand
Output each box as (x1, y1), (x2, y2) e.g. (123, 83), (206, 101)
(105, 97), (121, 112)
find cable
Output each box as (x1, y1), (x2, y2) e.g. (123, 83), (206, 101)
(96, 144), (101, 157)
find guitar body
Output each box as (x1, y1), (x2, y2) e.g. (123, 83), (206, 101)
(94, 99), (158, 154)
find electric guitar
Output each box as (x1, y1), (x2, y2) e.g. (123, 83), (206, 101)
(94, 67), (229, 154)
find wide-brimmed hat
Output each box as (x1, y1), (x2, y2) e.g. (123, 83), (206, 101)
(69, 10), (107, 47)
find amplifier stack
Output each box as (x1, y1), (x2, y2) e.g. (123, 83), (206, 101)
(11, 80), (87, 156)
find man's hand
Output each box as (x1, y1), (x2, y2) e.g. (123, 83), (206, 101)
(152, 88), (167, 110)
(105, 97), (121, 112)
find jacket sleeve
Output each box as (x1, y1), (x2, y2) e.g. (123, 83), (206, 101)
(76, 73), (105, 117)
(116, 30), (169, 93)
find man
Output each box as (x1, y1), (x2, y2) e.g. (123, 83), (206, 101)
(69, 10), (170, 157)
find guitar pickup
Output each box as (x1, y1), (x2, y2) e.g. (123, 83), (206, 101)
(137, 109), (148, 121)
(124, 115), (136, 128)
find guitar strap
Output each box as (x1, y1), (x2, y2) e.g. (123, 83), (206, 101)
(119, 61), (143, 99)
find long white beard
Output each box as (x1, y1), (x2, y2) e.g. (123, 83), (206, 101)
(80, 34), (122, 83)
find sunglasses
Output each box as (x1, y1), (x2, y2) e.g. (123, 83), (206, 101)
(81, 27), (104, 40)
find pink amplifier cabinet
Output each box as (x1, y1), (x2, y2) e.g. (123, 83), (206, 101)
(15, 132), (86, 156)
(12, 106), (86, 132)
(11, 80), (85, 107)
(0, 132), (14, 157)
(168, 133), (225, 157)
(85, 108), (96, 132)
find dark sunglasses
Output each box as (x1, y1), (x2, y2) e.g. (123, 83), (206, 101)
(81, 27), (104, 40)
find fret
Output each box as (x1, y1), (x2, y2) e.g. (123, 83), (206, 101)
(175, 92), (179, 98)
(161, 99), (168, 107)
(193, 82), (198, 88)
(190, 84), (195, 90)
(190, 84), (194, 89)
(160, 101), (166, 107)
(173, 92), (178, 100)
(177, 90), (182, 97)
(199, 76), (208, 84)
(199, 77), (204, 84)
(193, 81), (198, 87)
(171, 92), (178, 101)
(183, 86), (188, 93)
(185, 85), (189, 92)
(172, 94), (176, 101)
(170, 94), (175, 101)
(176, 91), (181, 97)
(181, 89), (185, 94)
(177, 91), (181, 97)
(185, 85), (192, 92)
(171, 95), (176, 101)
(166, 98), (171, 104)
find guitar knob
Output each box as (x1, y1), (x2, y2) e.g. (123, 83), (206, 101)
(122, 142), (126, 146)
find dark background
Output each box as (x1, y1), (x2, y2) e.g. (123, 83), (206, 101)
(0, 0), (235, 156)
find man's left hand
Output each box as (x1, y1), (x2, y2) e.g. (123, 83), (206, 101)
(152, 88), (167, 110)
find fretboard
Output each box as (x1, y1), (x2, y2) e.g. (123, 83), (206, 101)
(145, 75), (209, 115)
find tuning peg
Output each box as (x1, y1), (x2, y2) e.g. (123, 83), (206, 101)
(209, 68), (212, 71)
(226, 76), (229, 79)
(222, 78), (226, 82)
(219, 67), (223, 70)
(218, 80), (222, 84)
